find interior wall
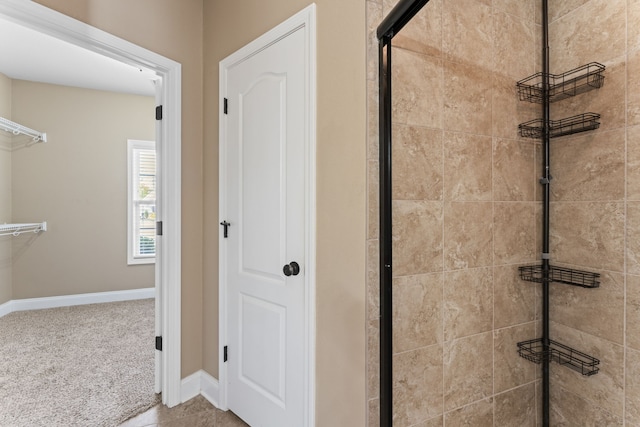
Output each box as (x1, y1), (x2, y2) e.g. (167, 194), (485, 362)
(203, 1), (367, 425)
(33, 0), (205, 377)
(0, 72), (12, 305)
(10, 80), (154, 299)
(547, 0), (640, 424)
(366, 0), (541, 424)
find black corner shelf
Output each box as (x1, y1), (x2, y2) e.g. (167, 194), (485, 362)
(517, 62), (606, 104)
(519, 264), (600, 288)
(518, 113), (601, 139)
(517, 338), (600, 376)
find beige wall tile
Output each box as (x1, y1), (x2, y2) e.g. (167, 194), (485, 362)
(551, 202), (625, 272)
(367, 1), (382, 82)
(392, 48), (443, 128)
(550, 270), (624, 344)
(367, 239), (380, 321)
(493, 137), (536, 201)
(369, 398), (380, 427)
(494, 384), (536, 427)
(547, 0), (590, 23)
(443, 132), (492, 201)
(393, 344), (443, 425)
(627, 275), (640, 351)
(444, 332), (493, 410)
(393, 124), (443, 201)
(494, 202), (536, 265)
(549, 129), (625, 202)
(628, 202), (640, 275)
(444, 202), (493, 270)
(444, 398), (493, 426)
(444, 267), (493, 341)
(629, 0), (640, 53)
(550, 384), (623, 426)
(629, 49), (640, 126)
(367, 80), (379, 159)
(442, 0), (492, 69)
(628, 126), (640, 200)
(368, 320), (380, 400)
(494, 265), (537, 329)
(368, 160), (379, 240)
(393, 273), (443, 353)
(627, 348), (640, 425)
(493, 11), (535, 80)
(393, 200), (443, 276)
(494, 323), (537, 393)
(386, 0), (442, 58)
(493, 73), (538, 140)
(549, 0), (625, 72)
(443, 60), (492, 135)
(493, 0), (536, 21)
(550, 323), (624, 418)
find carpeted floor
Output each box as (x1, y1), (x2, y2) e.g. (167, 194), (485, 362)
(0, 299), (160, 427)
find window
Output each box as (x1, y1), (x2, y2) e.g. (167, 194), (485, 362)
(128, 139), (156, 265)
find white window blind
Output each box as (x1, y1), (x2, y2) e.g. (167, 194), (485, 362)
(128, 140), (156, 265)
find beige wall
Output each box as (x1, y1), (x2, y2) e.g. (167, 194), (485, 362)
(10, 80), (154, 299)
(203, 1), (367, 425)
(0, 72), (12, 304)
(34, 0), (205, 377)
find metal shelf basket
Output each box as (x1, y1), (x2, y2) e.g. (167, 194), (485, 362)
(517, 338), (600, 376)
(517, 62), (605, 103)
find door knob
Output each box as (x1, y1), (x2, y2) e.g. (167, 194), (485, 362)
(283, 261), (300, 276)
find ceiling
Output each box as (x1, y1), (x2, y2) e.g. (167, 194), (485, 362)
(0, 17), (156, 97)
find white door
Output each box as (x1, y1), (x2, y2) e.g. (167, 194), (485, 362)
(220, 6), (315, 427)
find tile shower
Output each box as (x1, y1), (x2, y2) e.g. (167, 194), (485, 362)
(366, 0), (640, 425)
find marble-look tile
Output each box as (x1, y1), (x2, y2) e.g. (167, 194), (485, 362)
(444, 398), (493, 427)
(368, 319), (380, 400)
(630, 0), (640, 53)
(368, 160), (379, 240)
(392, 200), (443, 276)
(548, 0), (590, 23)
(392, 124), (443, 201)
(549, 0), (625, 72)
(627, 275), (640, 351)
(369, 398), (380, 427)
(493, 0), (536, 21)
(494, 202), (536, 265)
(550, 323), (624, 418)
(550, 384), (623, 426)
(494, 322), (537, 393)
(385, 0), (442, 58)
(367, 80), (379, 160)
(494, 265), (537, 329)
(442, 0), (493, 69)
(550, 270), (624, 344)
(553, 59), (626, 133)
(493, 10), (535, 80)
(392, 48), (443, 129)
(444, 202), (493, 270)
(393, 273), (443, 353)
(551, 201), (624, 272)
(420, 415), (444, 427)
(628, 126), (640, 200)
(444, 332), (493, 411)
(393, 344), (444, 426)
(443, 132), (492, 201)
(367, 1), (382, 82)
(443, 267), (493, 341)
(443, 60), (492, 136)
(494, 384), (536, 427)
(492, 73), (538, 140)
(626, 348), (640, 425)
(629, 49), (640, 127)
(628, 203), (640, 275)
(549, 129), (625, 202)
(493, 137), (535, 202)
(367, 239), (379, 321)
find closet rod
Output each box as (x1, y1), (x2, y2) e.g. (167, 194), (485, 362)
(0, 116), (47, 142)
(0, 222), (47, 237)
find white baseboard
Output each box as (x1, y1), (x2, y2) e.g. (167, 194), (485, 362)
(0, 288), (155, 318)
(181, 369), (220, 408)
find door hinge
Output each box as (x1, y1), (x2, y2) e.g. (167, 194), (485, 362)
(155, 336), (162, 351)
(156, 221), (163, 236)
(223, 98), (228, 115)
(155, 105), (163, 120)
(224, 345), (228, 362)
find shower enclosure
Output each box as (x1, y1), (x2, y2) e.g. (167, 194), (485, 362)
(367, 0), (639, 425)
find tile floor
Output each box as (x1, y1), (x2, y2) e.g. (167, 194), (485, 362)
(120, 395), (248, 427)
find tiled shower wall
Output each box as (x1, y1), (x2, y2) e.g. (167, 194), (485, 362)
(366, 0), (640, 425)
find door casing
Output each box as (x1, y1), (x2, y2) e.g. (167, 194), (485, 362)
(218, 4), (317, 425)
(0, 0), (183, 407)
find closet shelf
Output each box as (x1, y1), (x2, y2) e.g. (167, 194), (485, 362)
(518, 113), (601, 139)
(517, 62), (605, 103)
(0, 222), (47, 237)
(517, 338), (600, 376)
(0, 116), (47, 142)
(519, 264), (600, 288)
